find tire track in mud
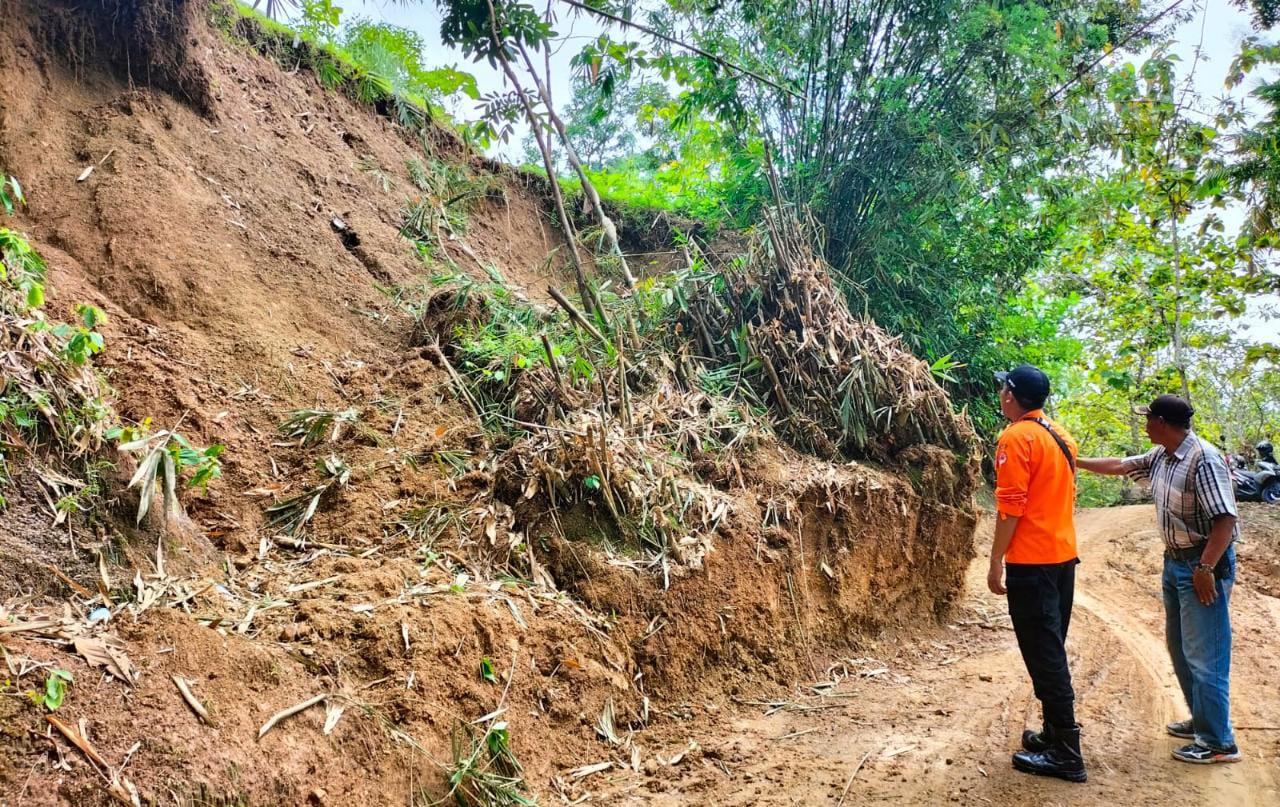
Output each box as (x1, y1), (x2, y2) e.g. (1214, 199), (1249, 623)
(598, 507), (1279, 806)
(1072, 507), (1274, 806)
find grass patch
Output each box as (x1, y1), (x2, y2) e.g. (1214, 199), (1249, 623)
(212, 1), (480, 146)
(439, 721), (536, 807)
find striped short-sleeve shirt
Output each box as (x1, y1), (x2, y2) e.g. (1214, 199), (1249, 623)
(1121, 432), (1239, 550)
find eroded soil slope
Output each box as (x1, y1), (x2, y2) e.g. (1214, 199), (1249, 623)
(0, 1), (979, 804)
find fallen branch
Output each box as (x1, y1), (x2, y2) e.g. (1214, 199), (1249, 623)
(258, 694), (327, 740)
(46, 714), (110, 770)
(547, 286), (606, 345)
(45, 715), (134, 805)
(836, 750), (872, 806)
(172, 676), (212, 724)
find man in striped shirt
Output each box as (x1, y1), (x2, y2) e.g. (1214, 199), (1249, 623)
(1078, 394), (1241, 764)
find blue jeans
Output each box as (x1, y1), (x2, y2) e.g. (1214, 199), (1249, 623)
(1163, 544), (1236, 751)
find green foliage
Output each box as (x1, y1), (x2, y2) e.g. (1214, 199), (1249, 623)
(357, 155), (395, 193)
(299, 0), (342, 43)
(399, 159), (501, 257)
(1213, 38), (1280, 248)
(224, 2), (480, 138)
(27, 669), (72, 712)
(444, 721), (536, 807)
(1234, 0), (1280, 30)
(438, 0), (554, 67)
(344, 18), (479, 103)
(113, 426), (224, 525)
(1075, 472), (1129, 508)
(53, 304), (107, 366)
(0, 199), (112, 469)
(517, 0), (1159, 435)
(478, 656), (497, 684)
(1, 174), (23, 216)
(0, 227), (47, 313)
(1042, 47), (1278, 468)
(541, 70), (743, 226)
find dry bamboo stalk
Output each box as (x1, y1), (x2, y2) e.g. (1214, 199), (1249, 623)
(44, 716), (135, 804)
(258, 694), (327, 740)
(45, 714), (111, 770)
(626, 314), (642, 352)
(540, 333), (564, 395)
(429, 343), (484, 422)
(615, 328), (633, 430)
(759, 353), (793, 416)
(547, 286), (607, 345)
(835, 750), (873, 806)
(597, 369), (613, 432)
(172, 676), (212, 724)
(586, 426), (623, 525)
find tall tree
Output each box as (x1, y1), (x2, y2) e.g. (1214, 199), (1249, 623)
(573, 0), (1167, 428)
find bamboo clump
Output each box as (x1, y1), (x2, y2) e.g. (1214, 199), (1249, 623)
(417, 207), (977, 581)
(681, 209), (977, 464)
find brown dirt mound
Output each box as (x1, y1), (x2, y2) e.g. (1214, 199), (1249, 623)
(0, 1), (978, 804)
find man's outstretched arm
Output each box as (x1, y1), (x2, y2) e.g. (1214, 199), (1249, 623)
(1077, 457), (1126, 476)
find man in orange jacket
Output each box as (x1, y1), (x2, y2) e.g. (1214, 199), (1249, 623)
(987, 364), (1085, 783)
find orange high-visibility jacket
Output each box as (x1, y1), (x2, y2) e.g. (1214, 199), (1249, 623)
(995, 411), (1079, 565)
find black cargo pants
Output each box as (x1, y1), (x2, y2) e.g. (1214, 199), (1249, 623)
(1006, 559), (1079, 729)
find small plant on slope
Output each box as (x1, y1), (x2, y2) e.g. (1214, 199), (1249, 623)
(442, 721), (536, 807)
(112, 424), (224, 525)
(0, 226), (47, 311)
(1, 180), (111, 469)
(26, 669), (72, 712)
(0, 173), (23, 216)
(265, 454), (351, 535)
(278, 407), (360, 446)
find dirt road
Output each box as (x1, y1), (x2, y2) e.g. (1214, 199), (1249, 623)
(597, 506), (1280, 805)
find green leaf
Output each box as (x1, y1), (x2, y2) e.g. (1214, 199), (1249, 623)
(39, 669), (73, 711)
(76, 303), (105, 330)
(479, 656), (498, 684)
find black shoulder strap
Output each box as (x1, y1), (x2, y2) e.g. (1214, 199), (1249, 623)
(1027, 417), (1076, 476)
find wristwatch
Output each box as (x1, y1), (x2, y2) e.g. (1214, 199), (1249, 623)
(1194, 563), (1215, 576)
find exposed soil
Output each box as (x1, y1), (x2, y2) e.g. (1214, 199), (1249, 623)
(579, 504), (1280, 805)
(10, 3), (1275, 807)
(0, 1), (982, 805)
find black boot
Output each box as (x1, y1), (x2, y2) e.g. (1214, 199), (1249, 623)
(1012, 724), (1087, 783)
(1021, 723), (1054, 752)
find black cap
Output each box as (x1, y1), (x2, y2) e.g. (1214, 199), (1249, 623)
(995, 364), (1051, 406)
(1134, 394), (1194, 424)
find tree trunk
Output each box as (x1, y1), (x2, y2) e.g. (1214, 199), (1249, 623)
(515, 43), (637, 290)
(483, 0), (599, 316)
(1170, 199), (1191, 402)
